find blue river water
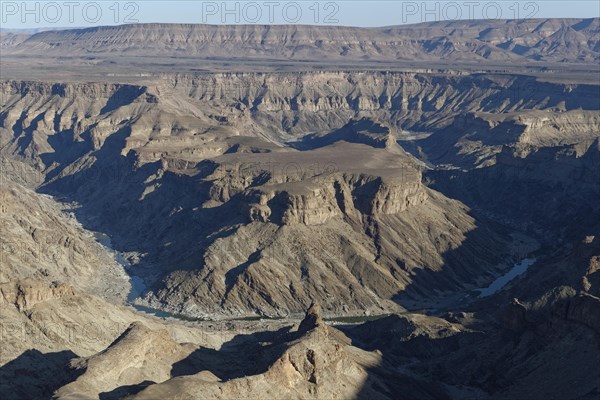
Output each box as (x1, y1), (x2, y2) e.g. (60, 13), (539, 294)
(94, 232), (174, 318)
(478, 258), (537, 298)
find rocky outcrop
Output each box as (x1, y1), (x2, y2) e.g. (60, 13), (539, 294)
(55, 322), (197, 400)
(348, 175), (427, 216)
(502, 299), (529, 332)
(556, 293), (600, 334)
(242, 173), (426, 226)
(246, 185), (343, 226)
(120, 306), (404, 400)
(0, 280), (75, 311)
(297, 302), (326, 335)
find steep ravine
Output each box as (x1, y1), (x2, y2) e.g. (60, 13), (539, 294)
(1, 73), (598, 318)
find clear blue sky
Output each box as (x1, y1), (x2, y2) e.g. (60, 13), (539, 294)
(1, 1), (599, 29)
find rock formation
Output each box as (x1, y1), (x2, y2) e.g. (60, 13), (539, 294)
(0, 17), (599, 400)
(55, 322), (197, 400)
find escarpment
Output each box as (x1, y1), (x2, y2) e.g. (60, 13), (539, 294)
(1, 74), (569, 317)
(241, 173), (426, 226)
(3, 19), (599, 77)
(3, 72), (598, 166)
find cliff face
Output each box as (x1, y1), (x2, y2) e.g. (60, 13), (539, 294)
(417, 109), (600, 241)
(2, 72), (598, 168)
(559, 294), (600, 334)
(241, 174), (426, 226)
(2, 72), (595, 317)
(4, 19), (599, 65)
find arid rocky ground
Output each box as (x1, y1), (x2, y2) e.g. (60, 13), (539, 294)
(1, 19), (599, 399)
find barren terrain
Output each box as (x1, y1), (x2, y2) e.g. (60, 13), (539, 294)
(1, 18), (599, 400)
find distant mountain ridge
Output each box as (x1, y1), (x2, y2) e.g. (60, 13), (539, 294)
(2, 18), (599, 65)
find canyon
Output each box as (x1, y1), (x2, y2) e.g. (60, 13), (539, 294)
(0, 18), (599, 399)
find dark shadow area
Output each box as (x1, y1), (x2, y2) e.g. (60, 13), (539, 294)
(15, 113), (45, 155)
(99, 380), (154, 400)
(395, 120), (600, 310)
(390, 214), (515, 311)
(348, 293), (600, 399)
(41, 127), (93, 180)
(0, 349), (81, 400)
(341, 314), (486, 360)
(100, 85), (146, 115)
(357, 368), (453, 400)
(223, 249), (262, 296)
(423, 143), (600, 244)
(338, 315), (486, 399)
(287, 117), (390, 151)
(170, 326), (297, 381)
(38, 125), (248, 290)
(571, 18), (596, 31)
(476, 75), (600, 112)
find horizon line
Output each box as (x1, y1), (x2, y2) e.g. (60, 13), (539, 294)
(2, 16), (599, 33)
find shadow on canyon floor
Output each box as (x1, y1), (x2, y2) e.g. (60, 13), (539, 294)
(39, 126), (249, 285)
(0, 349), (81, 400)
(342, 316), (486, 399)
(170, 326), (296, 381)
(96, 326), (304, 399)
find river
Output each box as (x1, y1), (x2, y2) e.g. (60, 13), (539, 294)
(95, 231), (536, 321)
(478, 258), (537, 298)
(94, 232), (176, 319)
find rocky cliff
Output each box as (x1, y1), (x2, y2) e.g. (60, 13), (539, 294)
(4, 19), (599, 65)
(1, 95), (486, 317)
(4, 72), (595, 317)
(2, 72), (598, 163)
